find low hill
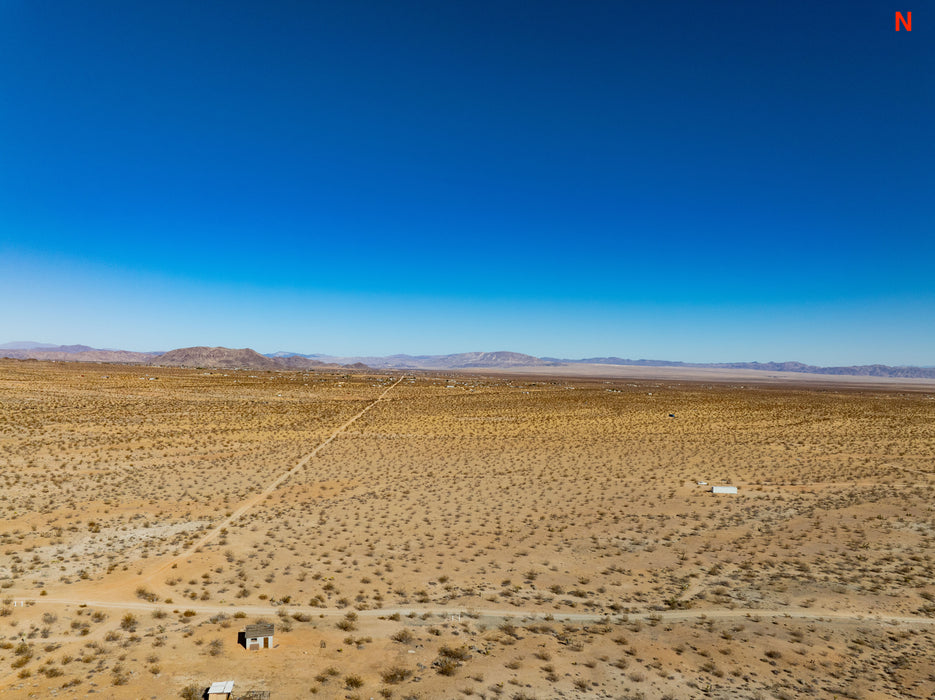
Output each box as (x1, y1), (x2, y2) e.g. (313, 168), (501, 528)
(155, 347), (358, 370)
(155, 346), (282, 369)
(275, 355), (340, 370)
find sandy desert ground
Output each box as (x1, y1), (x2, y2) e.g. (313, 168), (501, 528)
(1, 359), (934, 699)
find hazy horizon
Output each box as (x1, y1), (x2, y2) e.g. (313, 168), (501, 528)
(4, 333), (935, 369)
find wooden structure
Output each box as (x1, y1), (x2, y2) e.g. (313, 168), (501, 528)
(242, 622), (274, 650)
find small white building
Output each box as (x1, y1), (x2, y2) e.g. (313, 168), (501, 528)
(207, 680), (234, 700)
(712, 485), (738, 494)
(243, 622), (274, 650)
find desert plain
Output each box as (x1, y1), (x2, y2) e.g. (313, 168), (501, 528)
(0, 359), (934, 699)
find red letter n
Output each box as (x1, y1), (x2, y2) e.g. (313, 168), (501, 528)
(896, 12), (911, 31)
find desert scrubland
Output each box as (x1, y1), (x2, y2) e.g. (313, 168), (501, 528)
(1, 359), (934, 699)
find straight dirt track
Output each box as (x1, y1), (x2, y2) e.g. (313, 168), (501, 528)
(145, 374), (405, 582)
(14, 596), (935, 627)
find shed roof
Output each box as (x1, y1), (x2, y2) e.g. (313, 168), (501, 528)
(208, 680), (235, 693)
(244, 622), (274, 637)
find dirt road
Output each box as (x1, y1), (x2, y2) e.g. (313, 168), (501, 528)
(13, 596), (935, 627)
(144, 375), (405, 582)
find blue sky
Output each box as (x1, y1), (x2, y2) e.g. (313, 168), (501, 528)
(1, 1), (932, 364)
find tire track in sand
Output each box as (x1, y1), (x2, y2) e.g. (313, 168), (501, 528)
(14, 597), (935, 627)
(144, 375), (405, 582)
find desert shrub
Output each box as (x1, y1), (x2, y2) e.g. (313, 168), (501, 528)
(499, 623), (519, 639)
(435, 658), (458, 676)
(180, 685), (202, 700)
(136, 586), (158, 602)
(391, 628), (414, 644)
(381, 666), (413, 684)
(439, 645), (470, 660)
(337, 611), (358, 631)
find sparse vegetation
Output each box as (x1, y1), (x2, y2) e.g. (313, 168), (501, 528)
(180, 685), (202, 700)
(0, 363), (933, 698)
(381, 666), (413, 684)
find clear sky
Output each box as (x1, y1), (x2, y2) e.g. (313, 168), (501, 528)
(1, 1), (932, 365)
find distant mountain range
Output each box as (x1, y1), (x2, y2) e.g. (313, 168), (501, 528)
(0, 343), (356, 370)
(0, 343), (163, 364)
(543, 357), (935, 378)
(274, 350), (559, 370)
(2, 342), (934, 378)
(0, 341), (69, 350)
